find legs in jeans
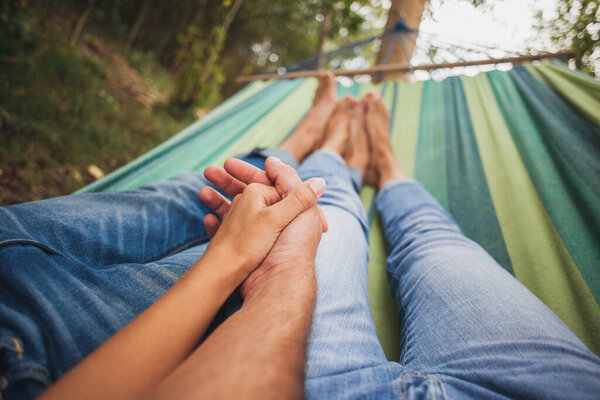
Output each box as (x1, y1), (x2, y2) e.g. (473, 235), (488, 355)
(298, 150), (401, 399)
(0, 151), (285, 397)
(0, 171), (215, 396)
(300, 92), (600, 399)
(377, 181), (600, 399)
(296, 153), (600, 400)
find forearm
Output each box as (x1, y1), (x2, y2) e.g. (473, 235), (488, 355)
(40, 247), (243, 400)
(147, 265), (317, 400)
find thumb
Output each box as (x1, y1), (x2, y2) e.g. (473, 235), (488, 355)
(268, 178), (326, 227)
(264, 156), (302, 197)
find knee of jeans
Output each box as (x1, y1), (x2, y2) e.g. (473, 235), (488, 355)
(0, 335), (51, 399)
(320, 205), (369, 243)
(382, 207), (463, 249)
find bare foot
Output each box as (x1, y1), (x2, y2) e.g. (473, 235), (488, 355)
(279, 72), (337, 163)
(320, 96), (358, 155)
(362, 93), (406, 188)
(344, 100), (370, 177)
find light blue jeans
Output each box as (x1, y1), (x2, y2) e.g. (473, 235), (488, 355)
(300, 150), (600, 399)
(0, 149), (599, 399)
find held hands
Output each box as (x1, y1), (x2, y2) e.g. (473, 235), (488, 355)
(199, 157), (327, 286)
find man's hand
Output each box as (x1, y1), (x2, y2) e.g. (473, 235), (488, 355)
(200, 158), (325, 285)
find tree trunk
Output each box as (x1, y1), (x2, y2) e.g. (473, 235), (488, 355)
(374, 0), (427, 82)
(127, 0), (152, 49)
(316, 10), (330, 69)
(171, 0), (209, 71)
(70, 0), (95, 46)
(221, 0), (245, 32)
(199, 0), (245, 81)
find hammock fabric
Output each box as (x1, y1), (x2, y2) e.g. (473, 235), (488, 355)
(78, 60), (600, 358)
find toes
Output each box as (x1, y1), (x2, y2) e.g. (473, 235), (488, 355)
(374, 97), (389, 119)
(339, 96), (359, 110)
(315, 74), (338, 106)
(361, 92), (388, 121)
(317, 71), (336, 94)
(332, 98), (348, 114)
(362, 92), (383, 108)
(346, 96), (360, 108)
(321, 71), (335, 86)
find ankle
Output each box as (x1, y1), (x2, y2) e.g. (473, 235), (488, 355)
(376, 153), (405, 189)
(320, 141), (345, 155)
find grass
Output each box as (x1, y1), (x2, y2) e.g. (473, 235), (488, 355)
(0, 28), (194, 205)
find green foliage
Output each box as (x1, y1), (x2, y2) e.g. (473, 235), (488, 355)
(0, 0), (34, 56)
(539, 0), (599, 76)
(317, 0), (369, 41)
(0, 26), (192, 204)
(172, 24), (226, 109)
(169, 0), (371, 108)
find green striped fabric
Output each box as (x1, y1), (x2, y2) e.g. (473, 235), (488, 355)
(79, 61), (600, 357)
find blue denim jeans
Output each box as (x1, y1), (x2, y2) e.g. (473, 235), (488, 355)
(1, 150), (599, 399)
(299, 151), (600, 399)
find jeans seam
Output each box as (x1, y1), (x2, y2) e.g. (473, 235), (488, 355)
(0, 239), (67, 258)
(158, 234), (208, 261)
(11, 369), (52, 387)
(11, 362), (50, 375)
(398, 370), (447, 400)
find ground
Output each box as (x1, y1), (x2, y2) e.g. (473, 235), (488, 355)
(0, 19), (195, 205)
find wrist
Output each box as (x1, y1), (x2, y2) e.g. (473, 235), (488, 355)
(194, 242), (248, 292)
(241, 261), (316, 302)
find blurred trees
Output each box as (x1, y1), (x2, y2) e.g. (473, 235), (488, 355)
(0, 0), (35, 57)
(538, 0), (599, 76)
(22, 0), (368, 109)
(171, 0), (244, 109)
(7, 0), (597, 109)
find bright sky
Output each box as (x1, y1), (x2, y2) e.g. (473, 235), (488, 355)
(263, 0), (578, 81)
(339, 0), (562, 81)
(411, 0), (559, 80)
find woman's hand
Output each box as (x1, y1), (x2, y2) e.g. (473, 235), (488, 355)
(200, 158), (326, 284)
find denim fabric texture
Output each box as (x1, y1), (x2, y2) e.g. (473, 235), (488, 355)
(299, 151), (600, 399)
(1, 149), (599, 399)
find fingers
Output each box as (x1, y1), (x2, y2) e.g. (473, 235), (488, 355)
(224, 158), (272, 186)
(268, 178), (326, 227)
(264, 157), (328, 231)
(199, 187), (231, 218)
(244, 182), (282, 206)
(204, 166), (247, 197)
(203, 214), (220, 239)
(264, 157), (302, 197)
(205, 157), (329, 235)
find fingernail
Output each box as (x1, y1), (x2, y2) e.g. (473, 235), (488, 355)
(269, 156), (284, 165)
(308, 178), (326, 196)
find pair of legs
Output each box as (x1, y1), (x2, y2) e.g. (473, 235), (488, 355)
(301, 154), (600, 399)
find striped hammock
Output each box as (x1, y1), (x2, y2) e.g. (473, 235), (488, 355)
(79, 60), (600, 358)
